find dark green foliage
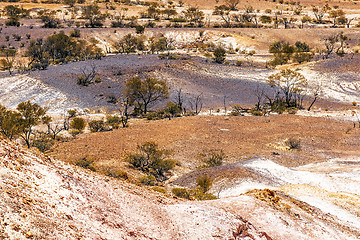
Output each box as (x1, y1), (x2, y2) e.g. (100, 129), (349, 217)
(135, 25), (145, 34)
(196, 175), (212, 193)
(172, 187), (217, 200)
(199, 149), (226, 168)
(127, 142), (175, 181)
(106, 115), (122, 129)
(88, 120), (107, 132)
(213, 46), (226, 64)
(172, 188), (191, 199)
(0, 104), (21, 140)
(114, 34), (146, 54)
(31, 133), (55, 152)
(70, 29), (81, 38)
(16, 101), (49, 148)
(26, 31), (104, 68)
(124, 77), (169, 114)
(70, 117), (86, 132)
(269, 40), (313, 66)
(4, 5), (29, 27)
(82, 4), (105, 28)
(0, 102), (50, 148)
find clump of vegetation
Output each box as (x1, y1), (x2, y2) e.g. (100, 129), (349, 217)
(31, 133), (55, 152)
(75, 156), (97, 171)
(145, 101), (182, 120)
(172, 188), (191, 199)
(213, 46), (226, 64)
(196, 174), (212, 193)
(139, 175), (157, 186)
(198, 149), (226, 168)
(124, 77), (169, 115)
(88, 120), (107, 132)
(105, 168), (129, 179)
(171, 175), (216, 200)
(285, 137), (301, 150)
(127, 142), (175, 182)
(26, 31), (104, 70)
(268, 40), (313, 67)
(70, 117), (86, 133)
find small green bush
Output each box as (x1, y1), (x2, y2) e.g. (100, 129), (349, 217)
(70, 117), (86, 132)
(89, 120), (106, 132)
(106, 115), (121, 129)
(139, 175), (156, 186)
(152, 186), (166, 193)
(75, 156), (96, 171)
(198, 149), (226, 168)
(172, 187), (191, 199)
(32, 133), (55, 152)
(196, 175), (213, 193)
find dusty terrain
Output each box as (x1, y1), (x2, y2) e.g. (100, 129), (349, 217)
(2, 130), (360, 239)
(1, 0), (360, 238)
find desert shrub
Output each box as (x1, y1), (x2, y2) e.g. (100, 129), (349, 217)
(75, 156), (96, 171)
(106, 115), (121, 129)
(152, 186), (166, 193)
(135, 25), (145, 34)
(285, 137), (301, 150)
(192, 190), (217, 200)
(213, 46), (226, 64)
(139, 175), (156, 186)
(236, 60), (243, 66)
(88, 120), (107, 132)
(352, 102), (357, 106)
(230, 104), (243, 116)
(198, 149), (226, 168)
(70, 117), (86, 132)
(196, 175), (212, 193)
(127, 142), (175, 181)
(250, 109), (264, 116)
(32, 133), (55, 152)
(172, 187), (191, 199)
(70, 29), (81, 38)
(105, 168), (129, 179)
(286, 107), (298, 114)
(270, 100), (286, 114)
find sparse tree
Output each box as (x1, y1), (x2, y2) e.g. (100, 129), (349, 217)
(189, 93), (203, 115)
(183, 7), (205, 27)
(16, 101), (50, 148)
(329, 9), (345, 27)
(124, 77), (169, 114)
(213, 5), (232, 27)
(312, 3), (331, 23)
(82, 4), (105, 28)
(0, 104), (21, 140)
(127, 142), (175, 181)
(267, 69), (308, 108)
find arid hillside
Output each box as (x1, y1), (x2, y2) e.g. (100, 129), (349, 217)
(1, 126), (360, 239)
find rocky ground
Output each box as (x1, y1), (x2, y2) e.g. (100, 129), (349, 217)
(1, 134), (360, 239)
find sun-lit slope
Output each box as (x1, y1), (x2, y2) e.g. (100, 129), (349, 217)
(2, 135), (360, 239)
(0, 138), (246, 239)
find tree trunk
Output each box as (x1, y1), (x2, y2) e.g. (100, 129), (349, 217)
(307, 96), (318, 111)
